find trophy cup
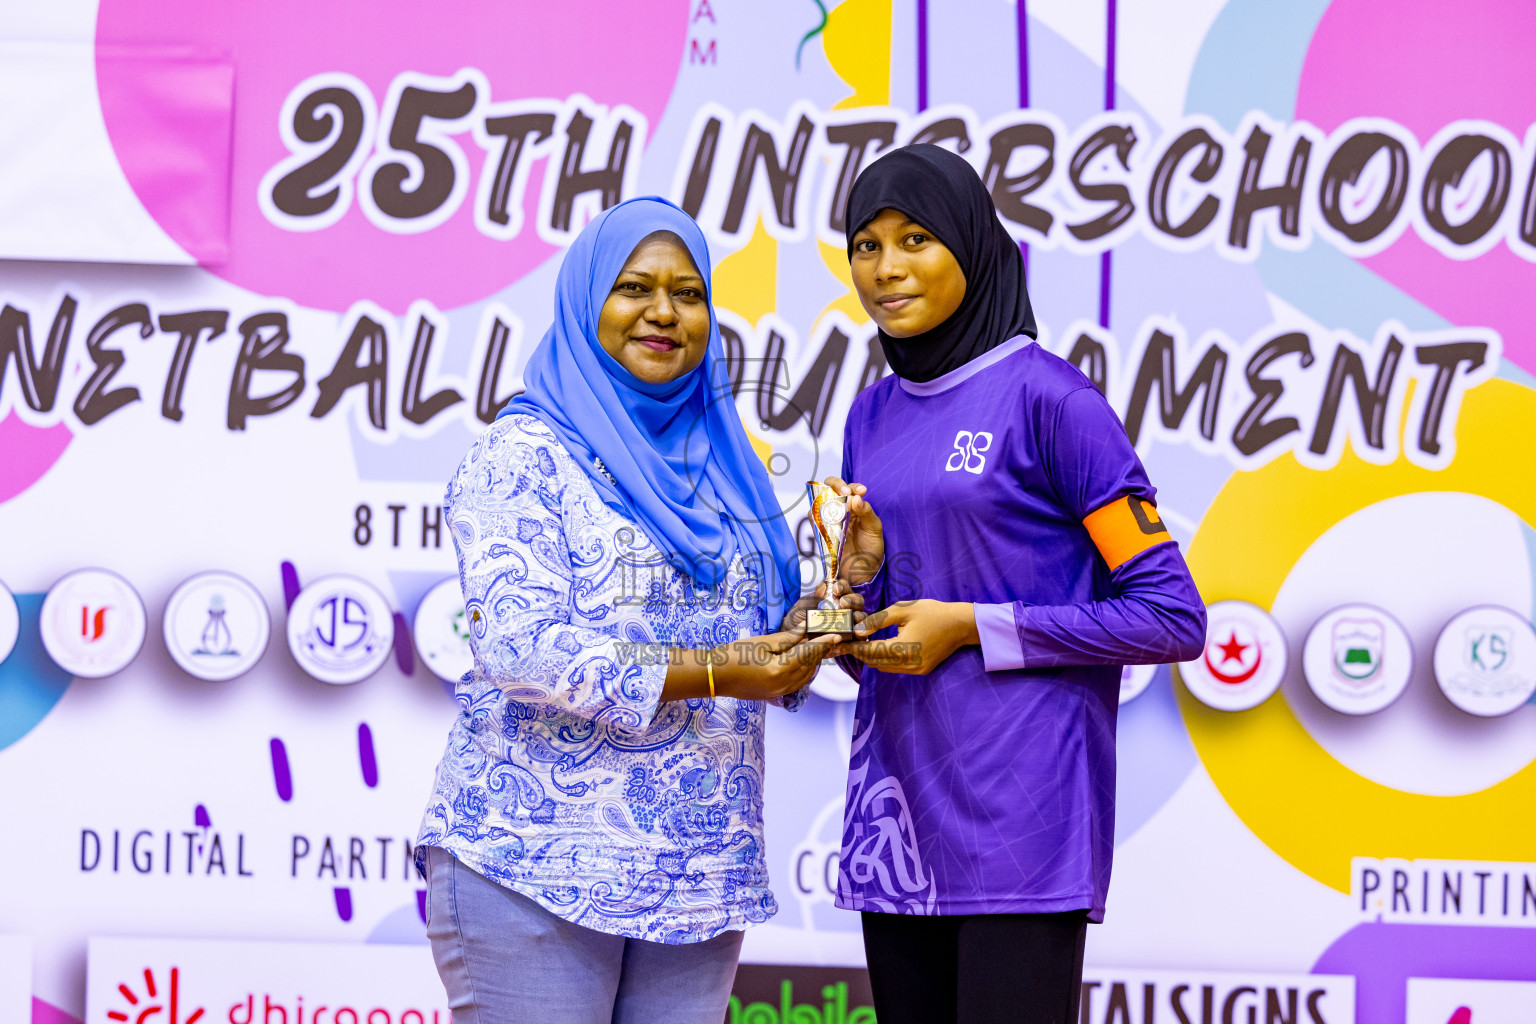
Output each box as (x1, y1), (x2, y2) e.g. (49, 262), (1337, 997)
(804, 481), (855, 635)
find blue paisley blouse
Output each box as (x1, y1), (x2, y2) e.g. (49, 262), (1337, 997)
(416, 413), (805, 944)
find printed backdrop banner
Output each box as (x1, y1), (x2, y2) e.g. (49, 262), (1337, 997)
(2, 1), (1535, 1023)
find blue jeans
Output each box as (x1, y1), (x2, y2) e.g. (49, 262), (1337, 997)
(423, 846), (744, 1024)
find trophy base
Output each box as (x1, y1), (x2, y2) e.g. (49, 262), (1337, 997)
(806, 608), (854, 635)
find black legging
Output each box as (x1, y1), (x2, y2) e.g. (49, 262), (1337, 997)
(861, 910), (1088, 1024)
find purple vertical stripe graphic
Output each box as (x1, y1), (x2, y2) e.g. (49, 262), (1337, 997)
(392, 611), (414, 675)
(916, 0), (929, 112)
(1104, 0), (1118, 111)
(358, 721), (379, 788)
(333, 886), (353, 922)
(280, 561), (301, 610)
(1099, 0), (1118, 329)
(1098, 251), (1113, 329)
(1016, 0), (1030, 276)
(416, 889), (428, 924)
(269, 737), (293, 802)
(1016, 0), (1029, 108)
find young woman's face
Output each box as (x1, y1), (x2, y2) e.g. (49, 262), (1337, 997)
(597, 233), (711, 385)
(849, 208), (967, 338)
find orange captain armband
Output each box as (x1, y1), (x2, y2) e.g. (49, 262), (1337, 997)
(1082, 494), (1173, 571)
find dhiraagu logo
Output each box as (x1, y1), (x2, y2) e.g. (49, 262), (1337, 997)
(104, 966), (204, 1024)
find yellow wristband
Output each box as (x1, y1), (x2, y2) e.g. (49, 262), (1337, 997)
(707, 651), (716, 699)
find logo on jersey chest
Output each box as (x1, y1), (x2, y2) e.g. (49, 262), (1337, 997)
(945, 430), (994, 474)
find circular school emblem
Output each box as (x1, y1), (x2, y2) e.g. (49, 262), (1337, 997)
(1178, 600), (1287, 711)
(1303, 604), (1412, 715)
(164, 571), (272, 682)
(413, 576), (474, 684)
(286, 575), (394, 684)
(39, 568), (147, 678)
(1433, 605), (1536, 717)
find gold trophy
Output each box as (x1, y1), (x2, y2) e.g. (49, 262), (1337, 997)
(804, 481), (855, 635)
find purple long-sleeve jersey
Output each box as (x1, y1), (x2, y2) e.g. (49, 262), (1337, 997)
(835, 337), (1205, 921)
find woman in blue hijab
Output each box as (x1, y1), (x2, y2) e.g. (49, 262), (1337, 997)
(415, 197), (849, 1024)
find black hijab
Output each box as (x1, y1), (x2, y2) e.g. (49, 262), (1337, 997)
(844, 144), (1037, 383)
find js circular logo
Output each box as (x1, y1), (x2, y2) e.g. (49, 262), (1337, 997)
(286, 575), (394, 684)
(1433, 605), (1536, 717)
(1119, 663), (1157, 704)
(1303, 604), (1413, 715)
(0, 577), (18, 666)
(413, 577), (474, 684)
(163, 571), (272, 682)
(1179, 600), (1287, 711)
(39, 569), (147, 678)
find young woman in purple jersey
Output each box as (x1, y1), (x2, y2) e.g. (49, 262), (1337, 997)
(824, 144), (1207, 1024)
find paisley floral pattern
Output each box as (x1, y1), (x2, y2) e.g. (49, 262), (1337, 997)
(417, 414), (804, 944)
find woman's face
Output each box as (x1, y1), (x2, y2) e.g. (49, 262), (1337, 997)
(849, 208), (967, 338)
(597, 232), (711, 385)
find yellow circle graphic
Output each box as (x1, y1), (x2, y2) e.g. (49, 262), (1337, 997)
(1180, 378), (1536, 892)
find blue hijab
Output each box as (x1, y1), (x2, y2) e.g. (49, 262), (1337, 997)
(500, 196), (801, 626)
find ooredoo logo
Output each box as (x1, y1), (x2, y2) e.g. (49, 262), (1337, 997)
(1178, 601), (1287, 711)
(107, 967), (204, 1024)
(1303, 604), (1412, 715)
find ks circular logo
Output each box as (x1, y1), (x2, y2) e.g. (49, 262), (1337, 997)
(40, 569), (147, 678)
(1433, 605), (1536, 717)
(163, 571), (272, 682)
(286, 575), (394, 684)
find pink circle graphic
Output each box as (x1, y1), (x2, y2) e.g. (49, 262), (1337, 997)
(96, 1), (688, 313)
(0, 419), (72, 505)
(1296, 0), (1536, 375)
